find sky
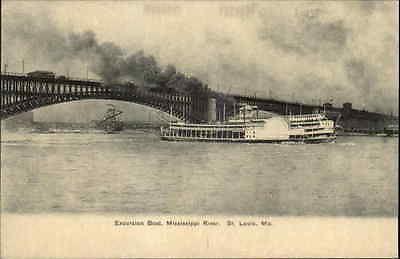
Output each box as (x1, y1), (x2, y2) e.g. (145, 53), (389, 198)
(1, 1), (398, 121)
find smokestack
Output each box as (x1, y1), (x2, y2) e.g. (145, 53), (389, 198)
(208, 98), (217, 122)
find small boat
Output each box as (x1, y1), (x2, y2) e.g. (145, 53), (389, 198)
(383, 124), (399, 137)
(160, 104), (336, 143)
(97, 104), (124, 134)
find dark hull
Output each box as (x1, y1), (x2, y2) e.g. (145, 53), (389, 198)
(160, 136), (336, 144)
(104, 124), (124, 134)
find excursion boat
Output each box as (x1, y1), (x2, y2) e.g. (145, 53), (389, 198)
(160, 104), (336, 143)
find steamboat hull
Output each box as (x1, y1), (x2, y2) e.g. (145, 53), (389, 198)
(160, 135), (336, 144)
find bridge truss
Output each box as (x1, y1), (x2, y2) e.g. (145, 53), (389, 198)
(0, 73), (202, 122)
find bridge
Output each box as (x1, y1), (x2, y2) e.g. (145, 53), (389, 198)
(0, 72), (209, 122)
(1, 72), (396, 131)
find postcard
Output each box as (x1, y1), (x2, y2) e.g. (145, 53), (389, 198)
(1, 1), (398, 258)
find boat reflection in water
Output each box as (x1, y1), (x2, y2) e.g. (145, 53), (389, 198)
(161, 104), (336, 143)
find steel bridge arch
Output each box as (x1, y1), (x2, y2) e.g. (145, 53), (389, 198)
(1, 73), (194, 121)
(1, 94), (186, 121)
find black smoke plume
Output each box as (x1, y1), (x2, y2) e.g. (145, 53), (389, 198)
(64, 31), (207, 94)
(2, 8), (207, 94)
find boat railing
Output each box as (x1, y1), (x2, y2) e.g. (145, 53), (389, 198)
(285, 113), (326, 122)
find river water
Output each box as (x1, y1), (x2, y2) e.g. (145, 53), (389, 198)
(1, 130), (398, 216)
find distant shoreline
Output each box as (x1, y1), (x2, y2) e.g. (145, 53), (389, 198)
(1, 120), (168, 131)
